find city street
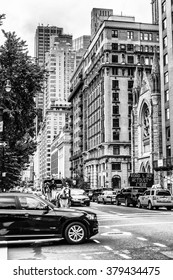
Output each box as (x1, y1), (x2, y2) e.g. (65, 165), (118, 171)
(3, 203), (173, 260)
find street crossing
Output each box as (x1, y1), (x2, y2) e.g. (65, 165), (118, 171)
(90, 208), (173, 222)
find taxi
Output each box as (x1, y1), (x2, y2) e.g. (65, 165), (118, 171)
(137, 184), (173, 210)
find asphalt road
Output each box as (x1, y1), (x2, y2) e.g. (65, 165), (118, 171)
(3, 202), (173, 260)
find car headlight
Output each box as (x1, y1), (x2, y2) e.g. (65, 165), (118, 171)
(86, 213), (97, 220)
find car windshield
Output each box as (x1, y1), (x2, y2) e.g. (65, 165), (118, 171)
(71, 189), (86, 195)
(156, 190), (171, 196)
(105, 191), (116, 195)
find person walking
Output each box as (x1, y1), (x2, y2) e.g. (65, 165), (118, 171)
(59, 184), (71, 208)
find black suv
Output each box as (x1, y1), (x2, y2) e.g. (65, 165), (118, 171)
(116, 187), (147, 207)
(0, 193), (98, 244)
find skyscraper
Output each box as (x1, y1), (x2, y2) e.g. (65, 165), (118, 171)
(151, 0), (159, 24)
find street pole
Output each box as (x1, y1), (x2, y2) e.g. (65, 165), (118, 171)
(0, 80), (11, 191)
(0, 102), (4, 190)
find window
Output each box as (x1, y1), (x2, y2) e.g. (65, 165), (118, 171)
(140, 33), (143, 40)
(162, 18), (167, 30)
(112, 43), (118, 50)
(149, 33), (153, 41)
(165, 108), (170, 120)
(128, 68), (134, 76)
(163, 53), (168, 66)
(165, 89), (169, 102)
(112, 30), (118, 38)
(112, 163), (121, 171)
(128, 118), (131, 128)
(113, 105), (119, 115)
(166, 145), (171, 157)
(112, 92), (119, 102)
(145, 57), (149, 65)
(113, 131), (119, 140)
(112, 67), (118, 75)
(113, 145), (120, 155)
(0, 197), (16, 209)
(128, 92), (133, 102)
(113, 118), (119, 128)
(128, 80), (134, 89)
(112, 80), (119, 89)
(163, 36), (167, 49)
(128, 106), (132, 115)
(112, 55), (118, 63)
(144, 33), (149, 41)
(166, 127), (170, 140)
(127, 56), (134, 64)
(127, 44), (134, 51)
(164, 71), (169, 84)
(127, 31), (134, 39)
(162, 1), (166, 13)
(18, 196), (47, 210)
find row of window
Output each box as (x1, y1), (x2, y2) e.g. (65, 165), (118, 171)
(112, 30), (158, 41)
(112, 80), (133, 90)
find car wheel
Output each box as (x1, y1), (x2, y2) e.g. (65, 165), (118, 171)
(125, 198), (129, 207)
(148, 201), (153, 210)
(116, 199), (120, 205)
(64, 222), (87, 244)
(85, 202), (90, 206)
(167, 207), (172, 211)
(137, 201), (142, 208)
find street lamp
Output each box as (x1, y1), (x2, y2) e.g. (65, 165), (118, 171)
(0, 79), (11, 190)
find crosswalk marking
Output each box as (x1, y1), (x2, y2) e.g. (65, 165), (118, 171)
(96, 210), (172, 221)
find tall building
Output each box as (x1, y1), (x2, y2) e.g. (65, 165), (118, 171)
(151, 0), (159, 24)
(34, 25), (63, 66)
(69, 13), (159, 189)
(34, 25), (64, 134)
(91, 8), (113, 39)
(73, 35), (91, 52)
(153, 0), (173, 192)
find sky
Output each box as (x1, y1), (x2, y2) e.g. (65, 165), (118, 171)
(0, 0), (152, 57)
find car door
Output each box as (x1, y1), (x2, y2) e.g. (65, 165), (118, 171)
(17, 195), (60, 238)
(0, 195), (23, 238)
(142, 190), (150, 206)
(118, 189), (127, 203)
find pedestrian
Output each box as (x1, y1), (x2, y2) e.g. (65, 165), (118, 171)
(59, 184), (71, 208)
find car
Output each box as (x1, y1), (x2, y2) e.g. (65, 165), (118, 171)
(115, 187), (147, 207)
(0, 193), (98, 245)
(137, 187), (173, 210)
(97, 190), (118, 204)
(70, 188), (90, 206)
(91, 189), (103, 202)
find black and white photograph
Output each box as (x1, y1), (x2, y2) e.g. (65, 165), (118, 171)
(0, 0), (172, 279)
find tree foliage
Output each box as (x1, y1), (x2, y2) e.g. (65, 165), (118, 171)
(0, 28), (46, 189)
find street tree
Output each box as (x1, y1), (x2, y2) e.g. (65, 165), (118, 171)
(0, 22), (46, 189)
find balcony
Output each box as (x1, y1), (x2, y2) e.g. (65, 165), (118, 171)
(153, 158), (173, 171)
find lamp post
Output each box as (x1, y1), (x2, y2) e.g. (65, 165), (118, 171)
(0, 80), (11, 190)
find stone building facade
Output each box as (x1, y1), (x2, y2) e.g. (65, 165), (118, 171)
(131, 50), (162, 184)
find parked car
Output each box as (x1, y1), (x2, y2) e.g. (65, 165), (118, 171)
(70, 188), (90, 206)
(0, 193), (98, 244)
(116, 187), (147, 207)
(97, 190), (118, 204)
(137, 188), (173, 210)
(91, 189), (103, 202)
